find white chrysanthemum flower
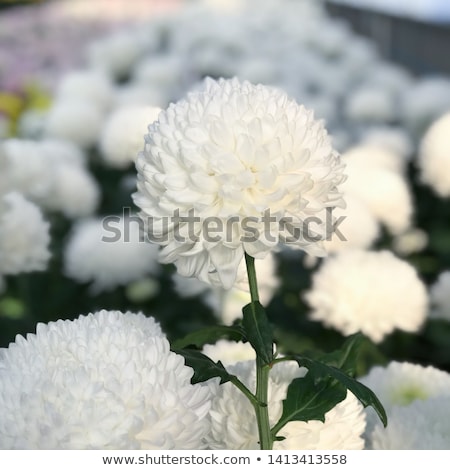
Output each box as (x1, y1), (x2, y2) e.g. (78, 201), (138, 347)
(0, 192), (51, 275)
(0, 310), (213, 449)
(360, 126), (413, 161)
(418, 112), (450, 197)
(430, 271), (450, 320)
(342, 159), (413, 235)
(202, 340), (255, 365)
(64, 217), (161, 293)
(361, 361), (450, 413)
(304, 250), (428, 343)
(47, 165), (100, 219)
(206, 360), (365, 450)
(55, 70), (115, 112)
(44, 99), (104, 149)
(100, 106), (161, 169)
(134, 77), (346, 289)
(345, 86), (398, 125)
(361, 362), (450, 449)
(367, 396), (450, 449)
(0, 138), (98, 218)
(324, 195), (380, 253)
(172, 253), (279, 324)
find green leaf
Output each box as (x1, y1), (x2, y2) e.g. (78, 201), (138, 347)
(294, 356), (387, 427)
(272, 372), (347, 437)
(318, 333), (366, 374)
(242, 301), (273, 365)
(172, 325), (246, 350)
(172, 348), (232, 384)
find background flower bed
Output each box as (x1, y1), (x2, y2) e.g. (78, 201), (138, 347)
(1, 0), (450, 379)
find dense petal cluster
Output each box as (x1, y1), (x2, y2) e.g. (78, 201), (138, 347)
(134, 77), (346, 288)
(304, 250), (428, 342)
(0, 310), (213, 449)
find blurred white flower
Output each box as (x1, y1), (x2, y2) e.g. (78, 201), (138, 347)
(367, 396), (450, 449)
(47, 164), (100, 219)
(134, 77), (345, 289)
(430, 271), (450, 320)
(0, 138), (98, 218)
(324, 195), (380, 253)
(206, 360), (365, 450)
(55, 69), (115, 112)
(100, 105), (161, 169)
(361, 361), (450, 416)
(304, 250), (428, 343)
(202, 340), (255, 365)
(0, 192), (50, 275)
(44, 99), (104, 149)
(392, 228), (428, 256)
(418, 112), (450, 197)
(64, 216), (161, 293)
(0, 310), (213, 449)
(0, 139), (54, 203)
(342, 143), (406, 175)
(342, 157), (413, 235)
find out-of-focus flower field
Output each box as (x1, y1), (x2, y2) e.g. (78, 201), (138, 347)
(2, 0), (450, 450)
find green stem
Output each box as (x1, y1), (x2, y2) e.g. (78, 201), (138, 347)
(244, 252), (273, 450)
(230, 376), (260, 408)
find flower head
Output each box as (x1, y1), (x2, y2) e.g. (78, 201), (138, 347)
(0, 310), (213, 449)
(304, 250), (428, 342)
(0, 192), (51, 275)
(134, 77), (345, 288)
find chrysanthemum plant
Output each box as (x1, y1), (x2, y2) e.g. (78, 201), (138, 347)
(135, 78), (387, 450)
